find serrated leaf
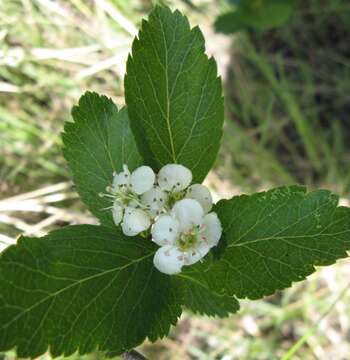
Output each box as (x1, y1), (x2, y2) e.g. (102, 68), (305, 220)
(207, 186), (350, 299)
(181, 281), (239, 317)
(0, 225), (181, 357)
(125, 6), (224, 183)
(178, 262), (240, 317)
(63, 92), (142, 227)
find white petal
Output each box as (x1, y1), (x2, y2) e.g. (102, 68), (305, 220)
(130, 166), (155, 194)
(112, 202), (123, 225)
(128, 199), (140, 208)
(186, 184), (213, 213)
(158, 164), (192, 191)
(141, 186), (168, 218)
(185, 242), (211, 266)
(121, 207), (151, 236)
(171, 198), (204, 232)
(153, 245), (185, 275)
(113, 164), (130, 191)
(151, 215), (179, 246)
(201, 212), (222, 247)
(0, 243), (8, 253)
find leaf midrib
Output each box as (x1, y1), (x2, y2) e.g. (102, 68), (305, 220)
(159, 17), (176, 163)
(231, 229), (350, 248)
(227, 195), (338, 248)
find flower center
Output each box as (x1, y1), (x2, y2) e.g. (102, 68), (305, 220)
(166, 190), (185, 209)
(177, 225), (201, 252)
(99, 185), (145, 209)
(113, 187), (137, 206)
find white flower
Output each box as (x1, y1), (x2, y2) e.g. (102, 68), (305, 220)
(153, 245), (184, 275)
(104, 163), (218, 242)
(113, 165), (155, 195)
(158, 164), (192, 192)
(140, 186), (168, 217)
(121, 207), (151, 237)
(152, 199), (222, 275)
(130, 166), (155, 194)
(106, 164), (155, 236)
(171, 198), (204, 232)
(200, 212), (222, 245)
(112, 201), (123, 225)
(151, 215), (180, 245)
(186, 184), (213, 213)
(112, 164), (130, 190)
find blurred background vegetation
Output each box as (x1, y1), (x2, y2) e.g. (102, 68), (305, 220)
(1, 0), (350, 359)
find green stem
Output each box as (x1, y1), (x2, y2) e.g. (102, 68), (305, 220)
(281, 283), (350, 360)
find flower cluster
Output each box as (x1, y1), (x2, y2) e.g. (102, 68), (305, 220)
(102, 164), (222, 275)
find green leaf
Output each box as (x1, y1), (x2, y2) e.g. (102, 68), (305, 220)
(178, 262), (240, 317)
(243, 0), (295, 30)
(214, 11), (246, 34)
(181, 280), (239, 317)
(215, 0), (295, 34)
(63, 92), (142, 227)
(0, 225), (181, 357)
(125, 6), (224, 183)
(209, 186), (350, 299)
